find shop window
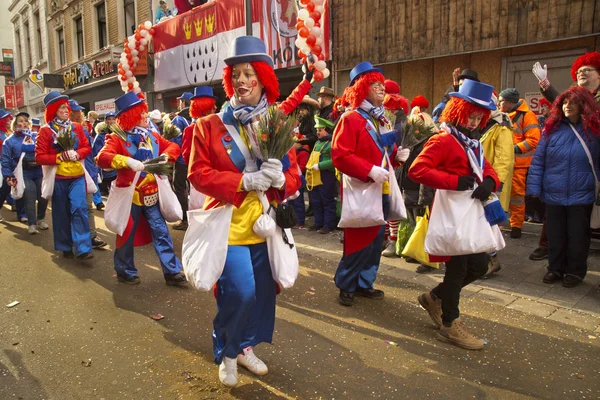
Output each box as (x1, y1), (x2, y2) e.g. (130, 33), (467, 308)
(34, 11), (43, 62)
(23, 21), (32, 69)
(96, 2), (107, 49)
(14, 29), (21, 76)
(124, 0), (136, 37)
(57, 27), (65, 67)
(74, 16), (84, 60)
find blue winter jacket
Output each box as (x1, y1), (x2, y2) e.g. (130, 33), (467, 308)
(170, 115), (189, 165)
(83, 127), (98, 179)
(1, 131), (43, 180)
(92, 132), (117, 179)
(527, 119), (600, 206)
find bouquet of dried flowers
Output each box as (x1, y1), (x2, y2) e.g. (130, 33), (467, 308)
(245, 106), (297, 161)
(384, 110), (397, 128)
(161, 123), (182, 141)
(108, 124), (128, 142)
(54, 125), (76, 151)
(143, 155), (173, 176)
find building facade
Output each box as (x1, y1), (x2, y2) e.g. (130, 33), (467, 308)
(332, 0), (600, 115)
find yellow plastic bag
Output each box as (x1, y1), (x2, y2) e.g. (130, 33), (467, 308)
(305, 149), (322, 190)
(401, 207), (440, 268)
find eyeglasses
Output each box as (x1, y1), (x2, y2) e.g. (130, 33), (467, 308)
(577, 67), (598, 76)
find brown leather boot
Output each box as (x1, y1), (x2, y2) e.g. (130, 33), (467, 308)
(417, 292), (442, 327)
(438, 318), (485, 350)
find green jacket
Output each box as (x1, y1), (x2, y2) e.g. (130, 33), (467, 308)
(313, 138), (333, 171)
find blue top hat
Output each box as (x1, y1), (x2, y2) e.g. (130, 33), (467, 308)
(43, 90), (69, 108)
(349, 62), (383, 85)
(0, 109), (11, 120)
(177, 92), (193, 101)
(31, 117), (41, 126)
(449, 79), (496, 111)
(224, 36), (273, 67)
(115, 91), (145, 116)
(69, 100), (85, 111)
(191, 86), (217, 100)
(105, 111), (117, 118)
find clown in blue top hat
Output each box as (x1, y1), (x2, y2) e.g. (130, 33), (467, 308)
(191, 86), (218, 100)
(448, 79), (496, 111)
(115, 91), (145, 117)
(43, 90), (69, 108)
(349, 61), (383, 85)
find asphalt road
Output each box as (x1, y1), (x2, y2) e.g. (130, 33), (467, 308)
(0, 208), (599, 399)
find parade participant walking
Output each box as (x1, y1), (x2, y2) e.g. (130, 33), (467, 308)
(527, 86), (600, 288)
(1, 112), (48, 234)
(35, 91), (93, 260)
(188, 35), (307, 388)
(181, 86), (217, 165)
(316, 86), (336, 121)
(97, 91), (186, 287)
(306, 116), (336, 234)
(498, 88), (540, 239)
(70, 100), (107, 249)
(170, 92), (192, 231)
(0, 110), (13, 221)
(30, 118), (41, 133)
(332, 62), (400, 307)
(93, 111), (118, 196)
(409, 80), (500, 350)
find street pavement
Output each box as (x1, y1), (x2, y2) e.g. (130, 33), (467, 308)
(1, 204), (599, 399)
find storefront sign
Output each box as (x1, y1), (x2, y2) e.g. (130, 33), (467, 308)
(0, 61), (14, 77)
(95, 98), (116, 113)
(4, 85), (15, 108)
(15, 81), (25, 108)
(2, 48), (13, 62)
(63, 59), (115, 89)
(525, 92), (544, 116)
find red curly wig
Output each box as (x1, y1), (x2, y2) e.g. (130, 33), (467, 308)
(190, 97), (216, 119)
(346, 71), (385, 108)
(0, 115), (12, 132)
(44, 99), (70, 124)
(383, 94), (409, 115)
(116, 93), (149, 131)
(222, 61), (280, 104)
(411, 95), (430, 110)
(384, 79), (400, 95)
(440, 97), (491, 130)
(571, 51), (600, 81)
(544, 86), (600, 137)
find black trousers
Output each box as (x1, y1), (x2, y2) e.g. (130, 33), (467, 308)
(546, 204), (593, 279)
(173, 162), (189, 222)
(431, 253), (488, 325)
(98, 175), (116, 196)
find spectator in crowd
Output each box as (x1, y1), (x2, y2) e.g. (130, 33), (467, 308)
(86, 111), (98, 136)
(411, 95), (430, 113)
(155, 0), (173, 23)
(149, 110), (164, 133)
(93, 112), (118, 196)
(296, 96), (319, 149)
(527, 86), (600, 288)
(316, 86), (336, 121)
(291, 136), (310, 229)
(498, 88), (540, 239)
(30, 118), (41, 133)
(35, 91), (93, 260)
(432, 69), (479, 122)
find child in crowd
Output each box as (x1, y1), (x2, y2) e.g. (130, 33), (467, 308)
(291, 133), (310, 229)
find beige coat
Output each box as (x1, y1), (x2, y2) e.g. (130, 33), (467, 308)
(481, 122), (515, 211)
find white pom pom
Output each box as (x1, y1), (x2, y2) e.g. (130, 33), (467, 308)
(322, 68), (330, 79)
(140, 30), (148, 37)
(122, 63), (130, 71)
(128, 42), (136, 50)
(132, 56), (140, 63)
(315, 60), (327, 71)
(134, 87), (142, 94)
(139, 45), (146, 52)
(125, 70), (133, 77)
(316, 37), (323, 45)
(304, 18), (315, 29)
(140, 38), (148, 46)
(128, 35), (135, 42)
(295, 37), (307, 49)
(144, 21), (152, 30)
(311, 26), (321, 37)
(298, 9), (309, 21)
(131, 49), (138, 57)
(315, 5), (324, 13)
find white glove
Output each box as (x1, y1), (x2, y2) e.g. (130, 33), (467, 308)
(312, 164), (319, 171)
(261, 158), (285, 188)
(67, 149), (80, 161)
(368, 165), (389, 184)
(242, 170), (271, 192)
(396, 147), (410, 163)
(532, 62), (547, 82)
(288, 191), (300, 200)
(126, 157), (145, 172)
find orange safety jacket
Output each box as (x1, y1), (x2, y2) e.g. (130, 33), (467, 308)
(509, 100), (541, 168)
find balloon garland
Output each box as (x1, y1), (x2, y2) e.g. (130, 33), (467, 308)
(117, 21), (156, 94)
(294, 0), (330, 82)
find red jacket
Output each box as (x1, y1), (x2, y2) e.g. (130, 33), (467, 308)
(35, 122), (91, 177)
(181, 124), (194, 165)
(408, 131), (499, 191)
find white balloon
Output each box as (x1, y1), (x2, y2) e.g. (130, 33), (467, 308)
(140, 38), (148, 46)
(132, 56), (140, 63)
(316, 37), (323, 45)
(133, 81), (140, 88)
(131, 49), (138, 56)
(298, 9), (309, 20)
(128, 42), (136, 50)
(295, 37), (306, 49)
(301, 46), (311, 56)
(311, 26), (321, 37)
(322, 68), (330, 79)
(315, 60), (327, 71)
(128, 35), (135, 42)
(122, 63), (130, 71)
(127, 76), (135, 83)
(315, 5), (324, 13)
(304, 18), (315, 29)
(313, 0), (324, 5)
(134, 87), (142, 94)
(139, 45), (146, 52)
(125, 70), (133, 77)
(144, 21), (152, 30)
(140, 30), (148, 37)
(301, 64), (307, 73)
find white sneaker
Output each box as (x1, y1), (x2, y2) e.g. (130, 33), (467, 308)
(381, 241), (397, 257)
(218, 357), (238, 388)
(37, 220), (49, 230)
(20, 217), (28, 223)
(28, 225), (39, 235)
(237, 347), (268, 376)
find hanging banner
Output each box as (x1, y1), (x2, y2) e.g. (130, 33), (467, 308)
(15, 81), (25, 108)
(94, 98), (116, 113)
(4, 85), (16, 108)
(152, 0), (330, 92)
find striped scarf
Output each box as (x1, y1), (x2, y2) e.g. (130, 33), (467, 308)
(230, 94), (268, 126)
(52, 117), (72, 130)
(441, 122), (484, 180)
(359, 100), (385, 122)
(131, 126), (150, 140)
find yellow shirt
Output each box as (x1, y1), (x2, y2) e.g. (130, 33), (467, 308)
(56, 155), (85, 177)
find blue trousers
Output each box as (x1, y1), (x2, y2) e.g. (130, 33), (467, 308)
(23, 177), (48, 226)
(290, 185), (306, 225)
(334, 194), (390, 292)
(92, 182), (103, 206)
(213, 243), (276, 364)
(308, 170), (337, 229)
(52, 177), (92, 256)
(114, 202), (182, 278)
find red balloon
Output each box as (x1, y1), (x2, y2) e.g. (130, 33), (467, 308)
(295, 21), (305, 30)
(313, 70), (324, 82)
(135, 33), (141, 41)
(124, 47), (131, 54)
(312, 44), (322, 55)
(149, 28), (155, 35)
(306, 34), (316, 46)
(300, 0), (311, 4)
(318, 53), (325, 61)
(298, 50), (306, 59)
(138, 24), (145, 30)
(306, 2), (315, 12)
(118, 68), (125, 75)
(121, 75), (128, 81)
(310, 11), (321, 21)
(301, 57), (307, 64)
(128, 83), (134, 90)
(298, 27), (310, 38)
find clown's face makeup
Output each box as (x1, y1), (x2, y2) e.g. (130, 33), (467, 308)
(15, 115), (29, 131)
(367, 81), (385, 107)
(57, 103), (70, 121)
(232, 63), (264, 106)
(139, 111), (149, 128)
(465, 111), (484, 131)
